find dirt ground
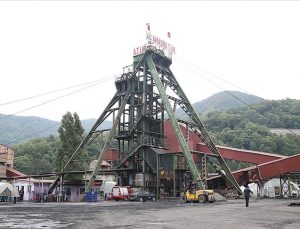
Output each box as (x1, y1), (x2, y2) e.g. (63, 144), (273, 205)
(0, 198), (299, 229)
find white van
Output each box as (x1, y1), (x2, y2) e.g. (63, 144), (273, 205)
(101, 181), (116, 200)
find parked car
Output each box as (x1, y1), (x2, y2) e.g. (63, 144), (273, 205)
(129, 190), (156, 202)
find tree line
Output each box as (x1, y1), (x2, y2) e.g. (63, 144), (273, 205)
(12, 99), (300, 175)
(202, 99), (300, 155)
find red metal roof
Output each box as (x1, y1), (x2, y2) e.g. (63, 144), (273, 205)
(164, 119), (285, 164)
(207, 154), (300, 185)
(197, 143), (286, 164)
(6, 167), (26, 177)
(164, 119), (300, 185)
(257, 154), (300, 180)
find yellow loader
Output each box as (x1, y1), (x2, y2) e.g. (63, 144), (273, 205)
(182, 189), (215, 203)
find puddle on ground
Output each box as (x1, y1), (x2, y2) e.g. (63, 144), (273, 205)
(0, 214), (73, 228)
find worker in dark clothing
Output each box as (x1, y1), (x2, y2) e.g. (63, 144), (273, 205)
(243, 184), (252, 207)
(66, 188), (71, 202)
(19, 187), (24, 201)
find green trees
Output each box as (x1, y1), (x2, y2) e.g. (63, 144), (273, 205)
(12, 112), (101, 175)
(203, 99), (300, 155)
(55, 112), (87, 172)
(12, 99), (300, 175)
(13, 136), (58, 175)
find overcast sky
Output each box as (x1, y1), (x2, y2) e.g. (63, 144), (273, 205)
(0, 1), (299, 122)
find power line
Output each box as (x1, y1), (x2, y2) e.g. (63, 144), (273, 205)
(6, 113), (110, 146)
(0, 76), (112, 141)
(0, 78), (107, 106)
(177, 58), (298, 117)
(177, 59), (299, 136)
(3, 77), (114, 145)
(0, 76), (112, 122)
(177, 57), (259, 98)
(5, 60), (298, 147)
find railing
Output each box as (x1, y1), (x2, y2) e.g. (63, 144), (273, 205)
(115, 72), (131, 82)
(142, 136), (170, 150)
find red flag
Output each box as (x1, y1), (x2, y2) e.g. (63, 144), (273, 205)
(167, 32), (171, 38)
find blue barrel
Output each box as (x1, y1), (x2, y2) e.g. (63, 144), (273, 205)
(85, 192), (91, 202)
(91, 192), (97, 202)
(86, 192), (97, 202)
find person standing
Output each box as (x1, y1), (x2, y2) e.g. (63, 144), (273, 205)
(66, 188), (71, 202)
(19, 187), (24, 201)
(243, 184), (252, 207)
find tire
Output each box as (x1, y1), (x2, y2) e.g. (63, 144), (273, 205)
(209, 196), (216, 203)
(198, 195), (206, 203)
(182, 195), (188, 203)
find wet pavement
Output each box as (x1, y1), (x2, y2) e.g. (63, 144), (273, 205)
(0, 198), (300, 228)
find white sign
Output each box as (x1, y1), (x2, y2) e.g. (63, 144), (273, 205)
(133, 45), (147, 56)
(133, 31), (176, 58)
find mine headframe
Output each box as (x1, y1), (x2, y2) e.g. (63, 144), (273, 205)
(49, 45), (242, 195)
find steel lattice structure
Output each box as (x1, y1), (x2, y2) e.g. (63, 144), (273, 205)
(49, 45), (242, 196)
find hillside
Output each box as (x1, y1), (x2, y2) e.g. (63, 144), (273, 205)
(193, 91), (263, 114)
(0, 114), (58, 145)
(0, 91), (261, 145)
(0, 114), (111, 145)
(12, 97), (300, 175)
(205, 98), (300, 130)
(0, 91), (294, 147)
(176, 90), (263, 118)
(81, 119), (112, 132)
(202, 99), (300, 156)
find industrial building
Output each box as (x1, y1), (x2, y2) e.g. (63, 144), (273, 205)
(2, 36), (300, 201)
(47, 39), (300, 199)
(0, 144), (14, 177)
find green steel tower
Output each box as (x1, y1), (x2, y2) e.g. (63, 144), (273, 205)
(49, 44), (242, 196)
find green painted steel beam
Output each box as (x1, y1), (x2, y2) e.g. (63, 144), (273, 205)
(83, 52), (148, 192)
(86, 90), (131, 192)
(167, 70), (242, 195)
(48, 94), (119, 194)
(145, 54), (204, 189)
(62, 95), (119, 172)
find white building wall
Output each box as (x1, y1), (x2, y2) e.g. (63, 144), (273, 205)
(12, 180), (53, 201)
(13, 180), (33, 201)
(260, 178), (300, 198)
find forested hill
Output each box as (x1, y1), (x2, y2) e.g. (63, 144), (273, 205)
(202, 98), (300, 156)
(193, 90), (263, 114)
(204, 98), (300, 130)
(175, 90), (263, 117)
(0, 115), (58, 145)
(1, 91), (260, 145)
(0, 115), (110, 145)
(11, 98), (300, 175)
